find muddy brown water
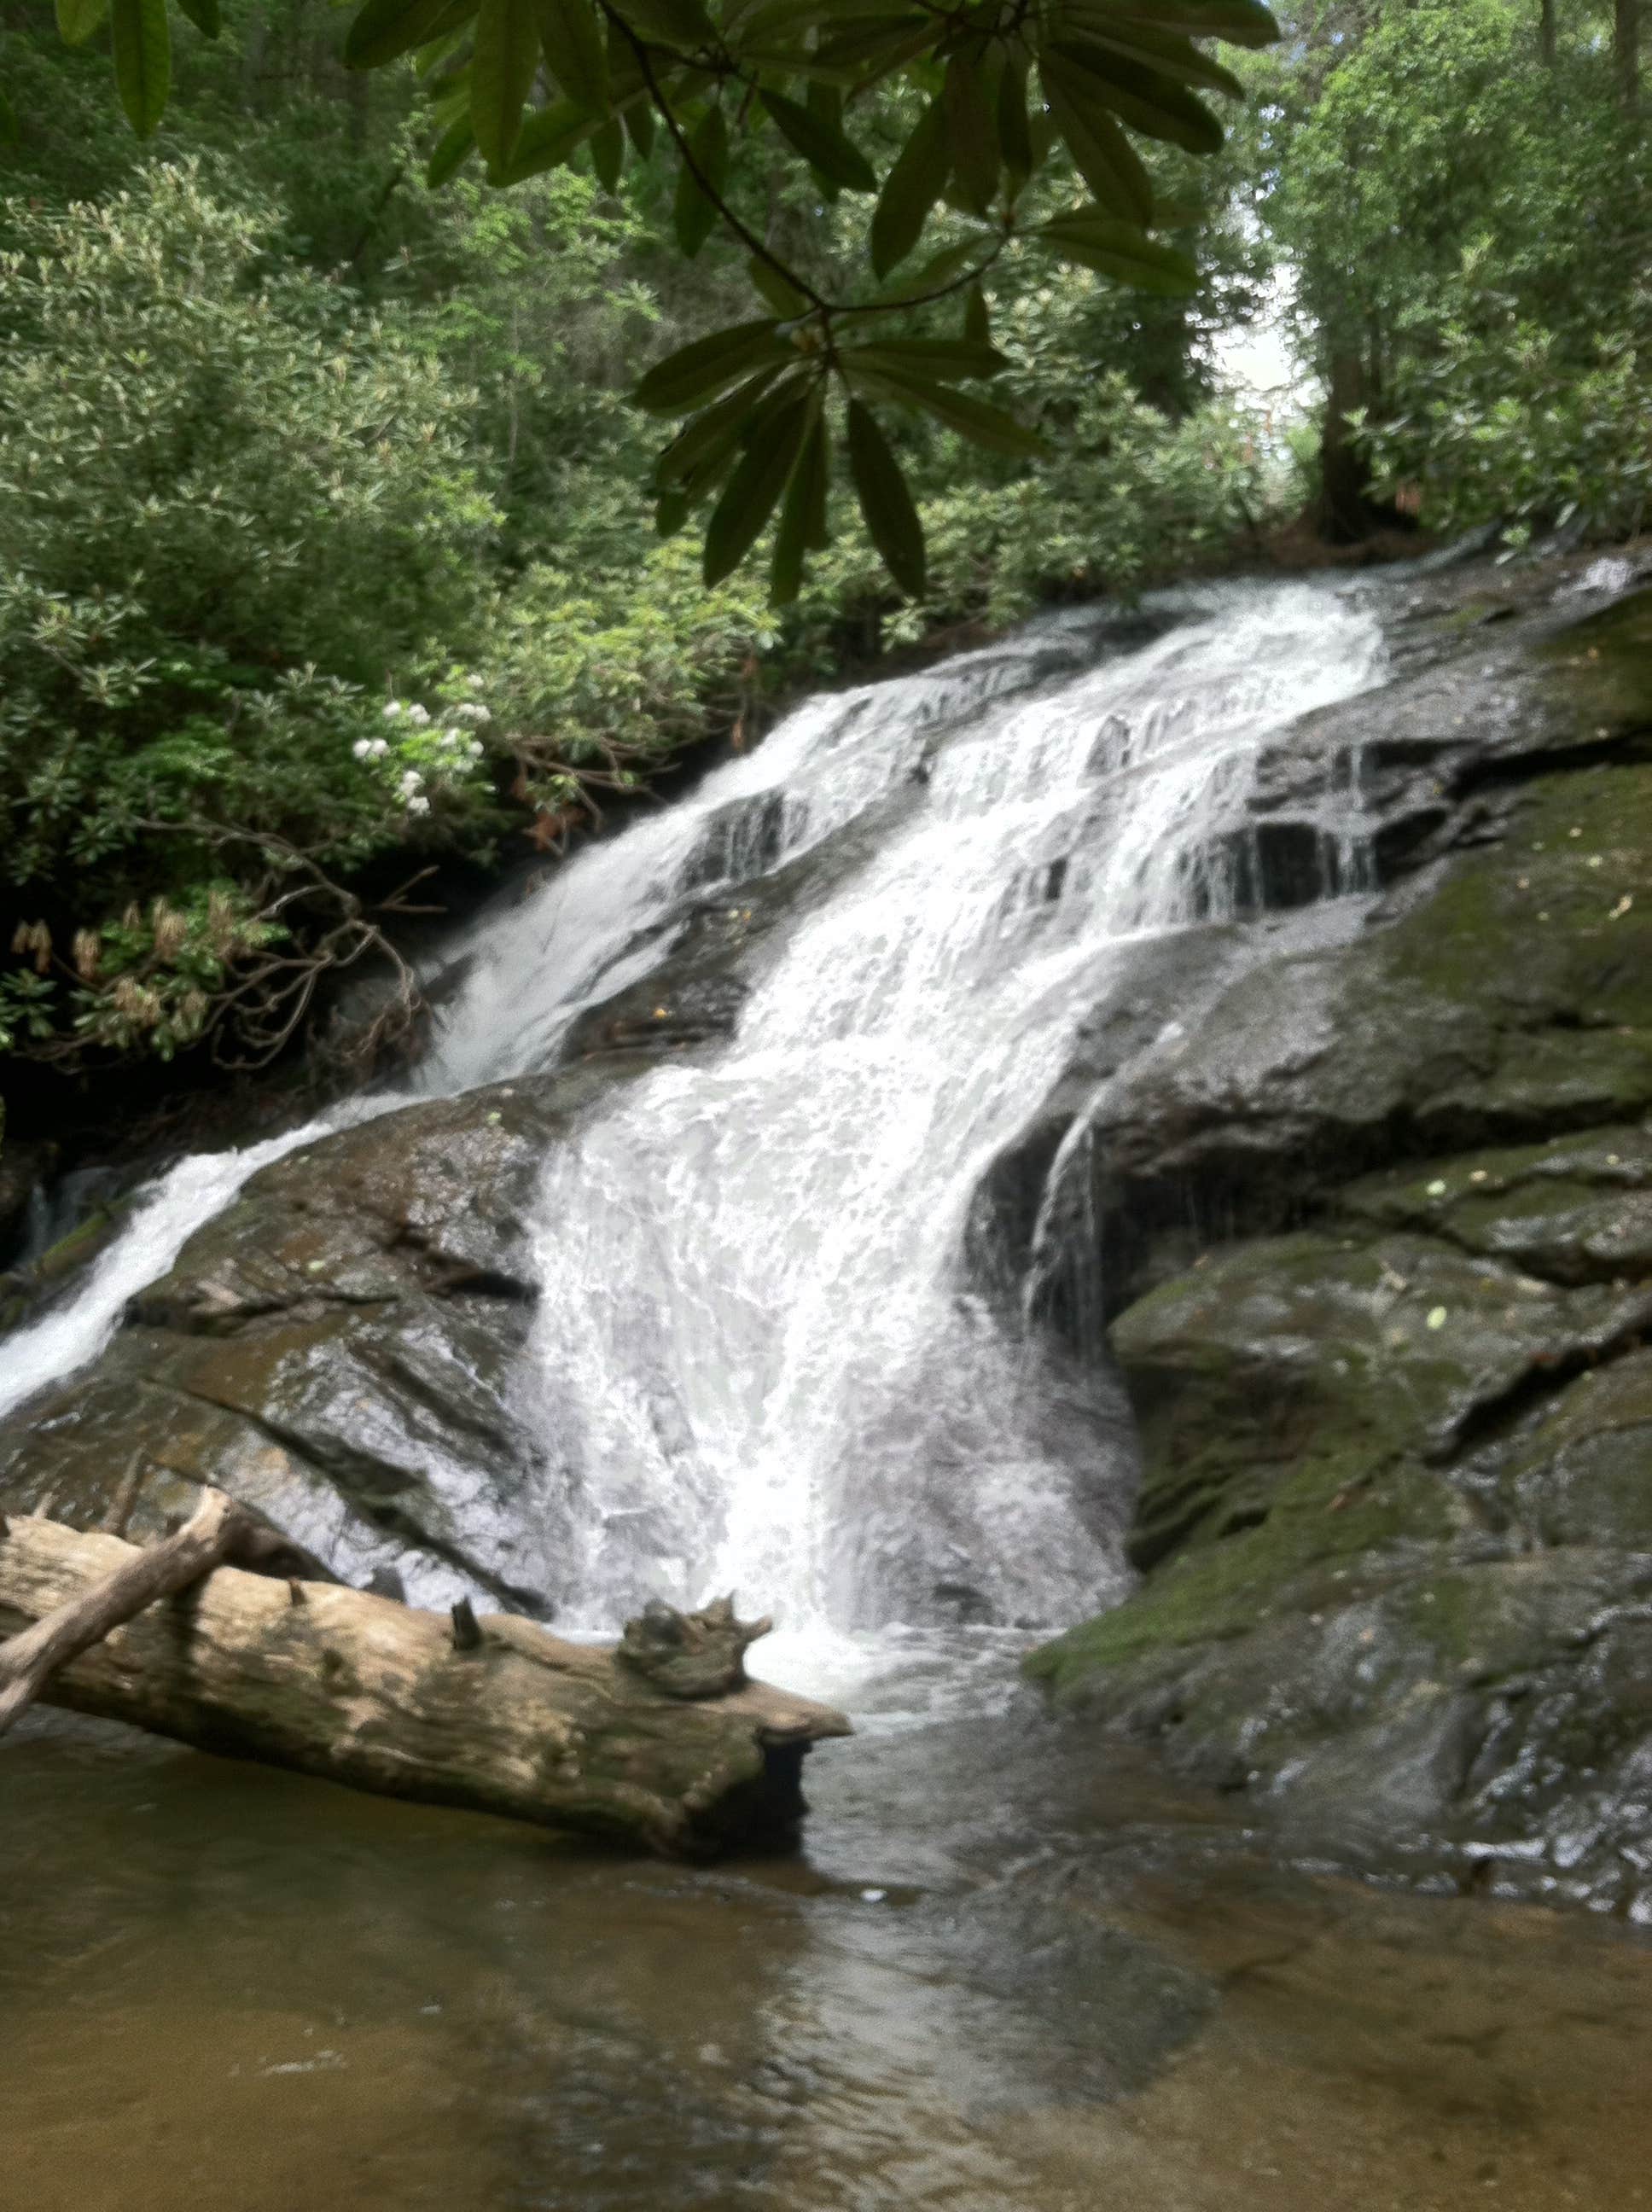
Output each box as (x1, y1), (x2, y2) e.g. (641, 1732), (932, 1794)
(3, 1647), (1650, 2212)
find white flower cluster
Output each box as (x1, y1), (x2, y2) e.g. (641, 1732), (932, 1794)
(360, 696), (492, 818)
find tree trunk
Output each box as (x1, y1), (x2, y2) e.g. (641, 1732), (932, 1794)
(1316, 348), (1404, 544)
(1539, 0), (1557, 65)
(0, 1509), (852, 1857)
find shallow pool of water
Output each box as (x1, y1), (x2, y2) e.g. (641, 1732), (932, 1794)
(3, 1646), (1650, 2212)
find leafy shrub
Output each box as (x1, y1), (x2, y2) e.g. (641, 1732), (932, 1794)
(1261, 0), (1650, 543)
(1352, 255), (1652, 544)
(0, 162), (498, 1064)
(0, 154), (1277, 1080)
(450, 538), (780, 824)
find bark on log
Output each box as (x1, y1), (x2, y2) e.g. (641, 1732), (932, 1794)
(0, 1488), (305, 1733)
(0, 1511), (852, 1856)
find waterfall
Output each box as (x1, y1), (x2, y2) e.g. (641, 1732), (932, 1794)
(0, 580), (1387, 1660)
(505, 582), (1387, 1651)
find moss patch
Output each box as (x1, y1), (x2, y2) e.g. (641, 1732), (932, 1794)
(1535, 585), (1652, 741)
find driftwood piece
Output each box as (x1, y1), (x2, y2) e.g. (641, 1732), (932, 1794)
(0, 1511), (851, 1856)
(0, 1488), (275, 1733)
(617, 1593), (775, 1698)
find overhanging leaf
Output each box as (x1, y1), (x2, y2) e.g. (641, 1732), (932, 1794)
(470, 0), (540, 166)
(634, 318), (789, 414)
(847, 367), (1048, 458)
(813, 14), (933, 81)
(653, 363), (792, 491)
(870, 95), (949, 278)
(943, 49), (999, 214)
(1040, 62), (1154, 227)
(1054, 8), (1246, 96)
(846, 238), (986, 312)
(997, 50), (1032, 190)
(770, 405), (828, 604)
(1085, 0), (1280, 49)
(747, 254), (811, 317)
(624, 94), (654, 154)
(846, 337), (1007, 382)
(111, 0), (170, 137)
(490, 95), (599, 182)
(674, 101), (728, 257)
(535, 0), (608, 113)
(415, 24), (470, 74)
(55, 0), (109, 46)
(426, 113), (477, 185)
(590, 115), (625, 188)
(846, 399), (925, 600)
(345, 0), (452, 69)
(1038, 210), (1200, 294)
(759, 87), (876, 191)
(624, 0), (717, 44)
(740, 0), (916, 40)
(703, 390), (813, 586)
(1048, 43), (1224, 154)
(173, 0), (222, 37)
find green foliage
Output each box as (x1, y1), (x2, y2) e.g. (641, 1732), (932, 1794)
(0, 165), (499, 1064)
(0, 8), (1292, 1083)
(800, 372), (1278, 644)
(0, 166), (493, 680)
(24, 0), (1283, 601)
(460, 536), (780, 804)
(1259, 0), (1650, 540)
(1352, 256), (1652, 544)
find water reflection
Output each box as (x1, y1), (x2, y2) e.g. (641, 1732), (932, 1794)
(3, 1675), (1651, 2212)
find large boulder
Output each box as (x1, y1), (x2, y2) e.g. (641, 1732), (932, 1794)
(0, 1068), (642, 1612)
(1031, 568), (1652, 1913)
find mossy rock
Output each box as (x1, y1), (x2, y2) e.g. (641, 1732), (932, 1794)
(1342, 1126), (1652, 1284)
(1114, 1225), (1652, 1570)
(1034, 590), (1652, 1907)
(1533, 584), (1652, 746)
(0, 1194), (134, 1338)
(1092, 757), (1652, 1243)
(1468, 1349), (1652, 1551)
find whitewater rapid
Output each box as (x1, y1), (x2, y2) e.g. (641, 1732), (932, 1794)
(0, 579), (1387, 1668)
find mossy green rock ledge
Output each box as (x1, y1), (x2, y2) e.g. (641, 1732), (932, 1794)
(1030, 568), (1652, 1917)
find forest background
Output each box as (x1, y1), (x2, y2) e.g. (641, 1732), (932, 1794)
(0, 0), (1646, 1120)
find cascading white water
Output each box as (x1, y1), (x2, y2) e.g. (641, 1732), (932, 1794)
(512, 582), (1387, 1657)
(1, 579), (1387, 1674)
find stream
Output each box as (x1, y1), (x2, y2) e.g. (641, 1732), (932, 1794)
(5, 1677), (1651, 2212)
(3, 575), (1650, 2207)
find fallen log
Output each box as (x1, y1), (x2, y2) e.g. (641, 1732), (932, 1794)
(0, 1505), (852, 1856)
(0, 1489), (308, 1733)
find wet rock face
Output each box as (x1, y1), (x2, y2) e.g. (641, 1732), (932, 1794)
(1032, 567), (1652, 1914)
(0, 1140), (50, 1264)
(0, 1075), (630, 1613)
